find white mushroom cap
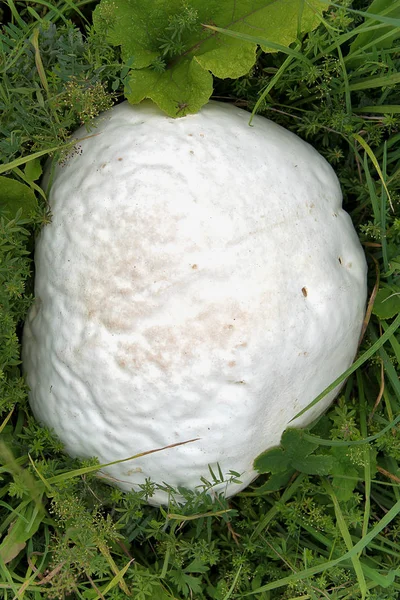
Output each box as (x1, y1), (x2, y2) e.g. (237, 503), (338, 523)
(23, 100), (367, 505)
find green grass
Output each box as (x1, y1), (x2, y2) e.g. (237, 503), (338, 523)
(1, 0), (400, 598)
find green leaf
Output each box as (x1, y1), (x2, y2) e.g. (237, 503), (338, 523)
(326, 482), (367, 598)
(185, 559), (209, 574)
(0, 501), (44, 564)
(195, 33), (256, 79)
(201, 24), (313, 65)
(23, 158), (42, 183)
(349, 72), (400, 91)
(0, 176), (38, 219)
(361, 565), (396, 589)
(253, 428), (329, 477)
(253, 447), (292, 474)
(244, 497), (400, 595)
(353, 105), (400, 114)
(383, 255), (400, 278)
(95, 559), (134, 597)
(292, 454), (334, 475)
(254, 469), (296, 494)
(349, 0), (400, 56)
(94, 0), (326, 117)
(125, 57), (213, 117)
(372, 287), (400, 320)
(182, 574), (203, 595)
(330, 446), (359, 502)
(280, 428), (318, 460)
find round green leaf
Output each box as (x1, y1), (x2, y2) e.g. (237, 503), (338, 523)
(372, 287), (400, 320)
(0, 176), (38, 219)
(125, 58), (213, 117)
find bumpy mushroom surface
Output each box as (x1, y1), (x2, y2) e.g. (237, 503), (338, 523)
(23, 100), (367, 505)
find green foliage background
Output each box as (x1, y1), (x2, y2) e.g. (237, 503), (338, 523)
(0, 0), (400, 598)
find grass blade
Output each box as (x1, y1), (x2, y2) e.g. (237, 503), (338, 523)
(325, 482), (367, 598)
(201, 24), (313, 65)
(354, 134), (393, 211)
(243, 497), (400, 595)
(363, 148), (381, 222)
(0, 133), (99, 174)
(46, 438), (200, 484)
(357, 371), (372, 540)
(292, 313), (400, 420)
(349, 72), (400, 91)
(354, 105), (400, 114)
(95, 559), (134, 599)
(326, 0), (400, 27)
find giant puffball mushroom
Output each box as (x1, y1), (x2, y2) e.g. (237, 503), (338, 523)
(22, 100), (367, 506)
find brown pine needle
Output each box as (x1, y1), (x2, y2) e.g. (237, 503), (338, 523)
(368, 358), (385, 423)
(358, 254), (380, 345)
(377, 466), (400, 485)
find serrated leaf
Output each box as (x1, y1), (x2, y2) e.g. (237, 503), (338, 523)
(280, 428), (318, 460)
(330, 446), (359, 502)
(125, 57), (213, 116)
(292, 454), (334, 475)
(372, 287), (400, 320)
(93, 0), (178, 69)
(195, 36), (256, 79)
(254, 469), (296, 494)
(0, 175), (38, 219)
(94, 0), (326, 117)
(331, 468), (358, 502)
(383, 255), (400, 278)
(185, 559), (209, 573)
(253, 447), (292, 474)
(254, 428), (319, 474)
(182, 574), (203, 595)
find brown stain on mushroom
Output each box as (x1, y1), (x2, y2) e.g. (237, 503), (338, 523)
(81, 208), (181, 333)
(302, 287), (308, 297)
(117, 357), (127, 369)
(116, 338), (178, 372)
(79, 203), (251, 370)
(126, 467), (143, 475)
(115, 302), (248, 374)
(114, 305), (248, 374)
